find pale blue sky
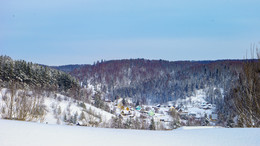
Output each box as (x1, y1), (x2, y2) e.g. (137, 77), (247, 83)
(1, 0), (260, 65)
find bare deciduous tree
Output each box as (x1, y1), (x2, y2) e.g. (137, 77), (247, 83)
(232, 46), (260, 127)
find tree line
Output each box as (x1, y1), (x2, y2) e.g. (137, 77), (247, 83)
(0, 55), (80, 97)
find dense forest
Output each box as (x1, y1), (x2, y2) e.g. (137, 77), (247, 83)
(69, 59), (243, 105)
(0, 55), (80, 97)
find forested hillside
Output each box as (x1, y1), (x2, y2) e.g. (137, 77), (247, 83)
(68, 59), (243, 105)
(0, 55), (80, 96)
(52, 59), (254, 127)
(52, 65), (84, 73)
(0, 55), (258, 128)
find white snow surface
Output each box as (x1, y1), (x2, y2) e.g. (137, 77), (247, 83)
(0, 119), (259, 146)
(44, 94), (113, 125)
(0, 88), (113, 125)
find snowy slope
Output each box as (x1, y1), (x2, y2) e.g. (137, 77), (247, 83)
(0, 119), (259, 146)
(44, 94), (114, 125)
(0, 88), (114, 126)
(175, 89), (216, 117)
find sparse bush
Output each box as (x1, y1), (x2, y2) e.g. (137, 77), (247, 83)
(79, 102), (86, 109)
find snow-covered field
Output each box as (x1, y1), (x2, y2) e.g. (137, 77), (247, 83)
(0, 119), (259, 146)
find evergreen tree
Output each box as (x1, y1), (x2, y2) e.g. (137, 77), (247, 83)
(73, 112), (78, 124)
(122, 98), (126, 106)
(124, 118), (132, 129)
(63, 113), (67, 122)
(79, 111), (86, 121)
(149, 118), (156, 130)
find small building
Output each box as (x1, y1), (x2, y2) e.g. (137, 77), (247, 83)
(129, 115), (135, 118)
(148, 110), (155, 116)
(136, 106), (142, 111)
(210, 113), (218, 121)
(180, 112), (189, 120)
(121, 111), (125, 116)
(121, 110), (131, 116)
(140, 108), (145, 113)
(189, 112), (197, 117)
(105, 99), (112, 103)
(203, 105), (211, 110)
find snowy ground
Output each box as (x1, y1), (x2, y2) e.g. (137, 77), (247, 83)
(0, 88), (114, 126)
(174, 89), (217, 117)
(44, 95), (114, 125)
(0, 119), (259, 146)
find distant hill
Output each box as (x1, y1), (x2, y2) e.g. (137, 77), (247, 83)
(51, 64), (85, 73)
(52, 59), (245, 106)
(0, 55), (80, 94)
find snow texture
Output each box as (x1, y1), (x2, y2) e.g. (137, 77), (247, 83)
(0, 119), (259, 146)
(0, 88), (114, 125)
(175, 89), (216, 117)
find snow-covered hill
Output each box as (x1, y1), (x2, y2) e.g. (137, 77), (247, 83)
(0, 88), (114, 127)
(0, 87), (221, 129)
(0, 119), (259, 146)
(43, 94), (114, 125)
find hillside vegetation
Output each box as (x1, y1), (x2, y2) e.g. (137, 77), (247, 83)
(69, 59), (243, 105)
(0, 55), (80, 96)
(1, 55), (259, 128)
